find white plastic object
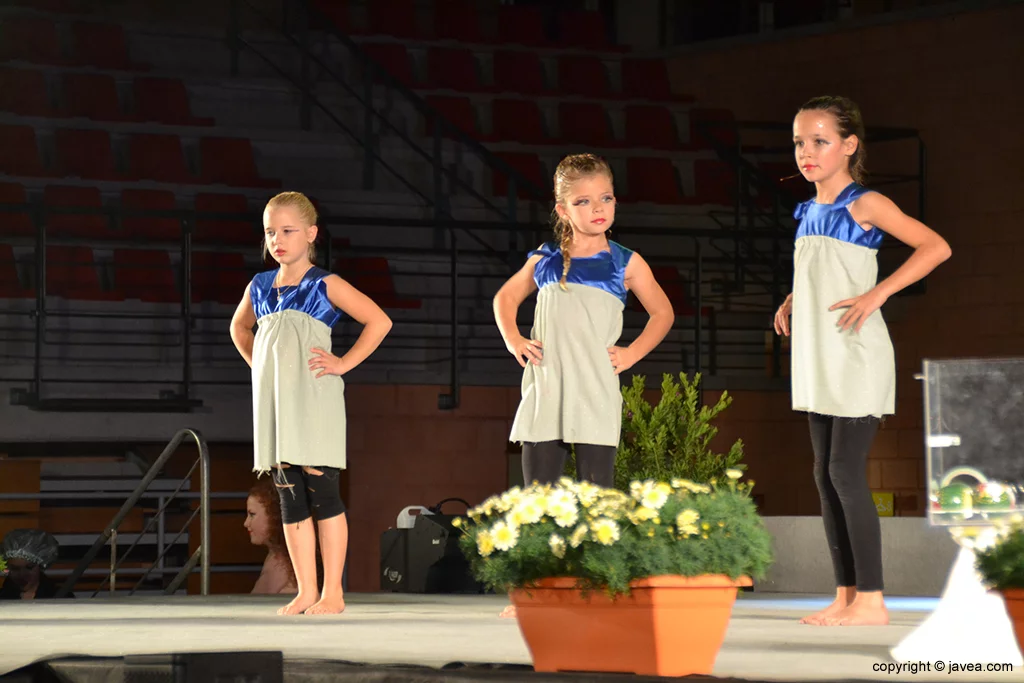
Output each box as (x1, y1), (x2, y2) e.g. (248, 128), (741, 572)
(397, 505), (433, 529)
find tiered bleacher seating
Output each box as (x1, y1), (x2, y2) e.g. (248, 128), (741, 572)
(0, 11), (296, 304)
(0, 0), (758, 314)
(303, 0), (738, 234)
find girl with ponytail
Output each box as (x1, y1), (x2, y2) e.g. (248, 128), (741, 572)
(775, 96), (951, 626)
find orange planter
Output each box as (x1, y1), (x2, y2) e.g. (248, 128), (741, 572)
(1001, 589), (1024, 654)
(510, 574), (752, 677)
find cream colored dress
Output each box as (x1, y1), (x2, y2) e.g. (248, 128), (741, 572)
(509, 241), (634, 447)
(790, 183), (896, 418)
(249, 267), (347, 474)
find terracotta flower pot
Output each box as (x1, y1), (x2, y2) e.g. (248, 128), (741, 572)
(1001, 588), (1024, 654)
(510, 574), (752, 677)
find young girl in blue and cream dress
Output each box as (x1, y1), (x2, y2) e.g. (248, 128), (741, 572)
(774, 97), (951, 626)
(493, 153), (675, 614)
(230, 191), (392, 616)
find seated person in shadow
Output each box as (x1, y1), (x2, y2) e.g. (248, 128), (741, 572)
(246, 476), (298, 595)
(1, 529), (73, 600)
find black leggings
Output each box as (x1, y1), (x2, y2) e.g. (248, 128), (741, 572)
(809, 413), (883, 592)
(273, 464), (346, 525)
(522, 441), (616, 488)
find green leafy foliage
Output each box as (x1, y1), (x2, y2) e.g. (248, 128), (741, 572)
(976, 523), (1024, 591)
(564, 372), (745, 491)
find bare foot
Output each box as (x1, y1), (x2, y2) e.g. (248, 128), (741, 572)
(823, 600), (889, 626)
(799, 598), (849, 625)
(278, 591), (319, 615)
(306, 593), (346, 615)
(499, 604), (517, 619)
(800, 586), (856, 625)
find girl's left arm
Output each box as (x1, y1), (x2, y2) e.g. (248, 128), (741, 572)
(311, 274), (393, 377)
(832, 193), (952, 332)
(610, 254), (675, 375)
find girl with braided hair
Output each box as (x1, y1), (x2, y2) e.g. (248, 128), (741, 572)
(495, 153), (674, 491)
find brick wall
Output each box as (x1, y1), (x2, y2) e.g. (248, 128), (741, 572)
(341, 383), (823, 592)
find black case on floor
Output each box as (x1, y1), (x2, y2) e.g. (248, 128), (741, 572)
(379, 514), (484, 594)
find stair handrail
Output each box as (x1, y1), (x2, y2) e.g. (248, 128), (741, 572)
(55, 428), (211, 598)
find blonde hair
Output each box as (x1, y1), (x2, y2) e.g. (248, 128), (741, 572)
(551, 153), (614, 290)
(262, 191), (318, 262)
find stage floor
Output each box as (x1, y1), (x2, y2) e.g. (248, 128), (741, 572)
(2, 592), (1021, 682)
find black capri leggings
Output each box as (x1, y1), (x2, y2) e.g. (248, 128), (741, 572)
(521, 441), (616, 488)
(809, 413), (883, 592)
(273, 464), (346, 525)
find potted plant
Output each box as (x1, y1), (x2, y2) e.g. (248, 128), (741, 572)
(975, 518), (1024, 652)
(455, 471), (773, 676)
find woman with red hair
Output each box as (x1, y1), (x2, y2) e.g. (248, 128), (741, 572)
(245, 477), (297, 594)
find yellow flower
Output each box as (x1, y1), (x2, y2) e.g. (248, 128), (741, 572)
(702, 522), (711, 531)
(672, 479), (712, 495)
(640, 482), (671, 510)
(633, 506), (659, 522)
(513, 495), (545, 525)
(452, 517), (462, 528)
(647, 527), (656, 537)
(549, 534), (566, 559)
(591, 518), (620, 546)
(554, 508), (578, 528)
(676, 509), (700, 537)
(529, 495), (548, 520)
(726, 469), (742, 480)
(569, 524), (588, 548)
(476, 531), (495, 557)
(491, 521), (519, 551)
(546, 490), (580, 528)
(500, 486), (523, 504)
(576, 482), (600, 508)
(676, 509), (700, 528)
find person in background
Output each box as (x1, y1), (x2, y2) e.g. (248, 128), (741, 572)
(245, 476), (298, 595)
(0, 529), (73, 600)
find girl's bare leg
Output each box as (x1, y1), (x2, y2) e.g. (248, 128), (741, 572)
(306, 512), (347, 614)
(278, 517), (320, 615)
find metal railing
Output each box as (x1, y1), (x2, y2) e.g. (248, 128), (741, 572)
(0, 197), (746, 405)
(51, 428), (211, 598)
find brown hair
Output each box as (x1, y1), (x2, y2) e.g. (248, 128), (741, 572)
(798, 96), (868, 185)
(262, 191), (318, 262)
(551, 153), (615, 290)
(249, 476), (296, 587)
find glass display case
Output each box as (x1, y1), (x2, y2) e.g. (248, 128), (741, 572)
(923, 357), (1024, 527)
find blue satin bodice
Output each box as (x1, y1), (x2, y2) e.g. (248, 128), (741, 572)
(794, 182), (883, 250)
(529, 240), (633, 304)
(250, 266), (343, 327)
